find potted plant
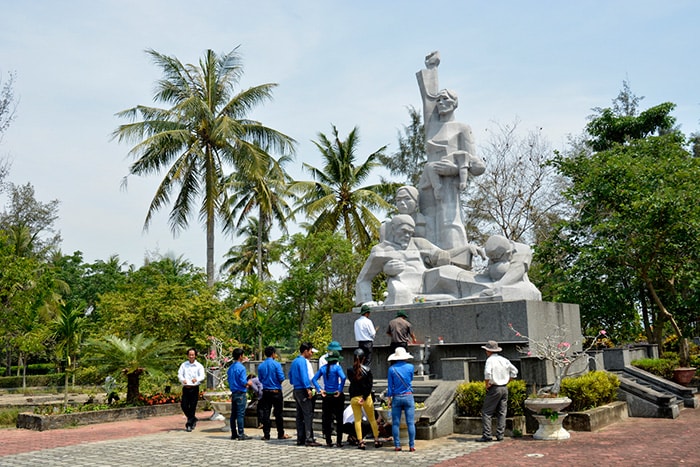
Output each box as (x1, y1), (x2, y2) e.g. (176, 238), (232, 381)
(509, 323), (608, 440)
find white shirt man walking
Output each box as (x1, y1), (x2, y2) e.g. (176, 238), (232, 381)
(354, 304), (377, 365)
(478, 340), (518, 442)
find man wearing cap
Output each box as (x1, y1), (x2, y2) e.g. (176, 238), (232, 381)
(386, 310), (417, 353)
(354, 305), (377, 365)
(478, 340), (518, 442)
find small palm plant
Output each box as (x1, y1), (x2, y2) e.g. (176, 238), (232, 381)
(84, 333), (179, 404)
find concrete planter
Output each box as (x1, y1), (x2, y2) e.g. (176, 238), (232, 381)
(453, 415), (526, 437)
(16, 403), (185, 431)
(563, 401), (628, 431)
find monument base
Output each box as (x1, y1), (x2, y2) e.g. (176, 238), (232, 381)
(332, 300), (581, 380)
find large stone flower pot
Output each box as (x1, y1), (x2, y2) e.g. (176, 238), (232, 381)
(524, 397), (572, 441)
(209, 401), (232, 432)
(672, 367), (696, 386)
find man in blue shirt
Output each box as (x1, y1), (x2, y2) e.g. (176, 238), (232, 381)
(288, 342), (320, 446)
(227, 348), (252, 440)
(257, 346), (291, 441)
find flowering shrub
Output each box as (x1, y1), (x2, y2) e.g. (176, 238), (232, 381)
(509, 323), (608, 395)
(204, 336), (236, 390)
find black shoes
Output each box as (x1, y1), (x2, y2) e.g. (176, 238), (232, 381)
(495, 436), (504, 441)
(185, 426), (192, 432)
(476, 436), (492, 442)
(305, 440), (321, 447)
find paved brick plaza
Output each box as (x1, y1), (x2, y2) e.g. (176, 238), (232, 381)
(1, 400), (699, 466)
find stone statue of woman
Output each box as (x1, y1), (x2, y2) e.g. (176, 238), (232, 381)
(416, 51), (486, 252)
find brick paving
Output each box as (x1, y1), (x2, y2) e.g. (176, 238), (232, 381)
(0, 405), (699, 466)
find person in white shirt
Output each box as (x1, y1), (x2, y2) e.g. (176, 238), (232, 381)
(477, 340), (518, 442)
(177, 348), (205, 432)
(354, 304), (377, 365)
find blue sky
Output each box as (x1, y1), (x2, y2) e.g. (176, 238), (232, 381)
(1, 0), (699, 273)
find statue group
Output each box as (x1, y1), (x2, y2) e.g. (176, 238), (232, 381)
(356, 52), (541, 307)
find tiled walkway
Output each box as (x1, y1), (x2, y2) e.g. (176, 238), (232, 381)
(1, 403), (699, 466)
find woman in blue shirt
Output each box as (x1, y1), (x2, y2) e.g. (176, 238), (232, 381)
(385, 346), (416, 452)
(312, 350), (346, 447)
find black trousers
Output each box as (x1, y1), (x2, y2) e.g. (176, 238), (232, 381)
(321, 392), (345, 445)
(357, 341), (373, 366)
(260, 390), (285, 438)
(180, 386), (199, 428)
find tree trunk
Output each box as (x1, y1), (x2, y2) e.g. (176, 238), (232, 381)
(126, 370), (143, 404)
(645, 278), (690, 367)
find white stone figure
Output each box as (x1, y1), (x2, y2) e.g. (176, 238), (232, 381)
(416, 51), (486, 251)
(355, 217), (541, 305)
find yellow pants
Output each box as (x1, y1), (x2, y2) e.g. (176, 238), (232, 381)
(350, 395), (379, 441)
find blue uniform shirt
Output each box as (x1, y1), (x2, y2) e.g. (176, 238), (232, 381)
(258, 357), (285, 390)
(288, 355), (311, 390)
(312, 362), (346, 394)
(227, 361), (248, 393)
(386, 361), (414, 397)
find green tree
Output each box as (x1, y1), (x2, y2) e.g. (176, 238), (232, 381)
(290, 125), (395, 250)
(113, 48), (295, 286)
(96, 256), (235, 350)
(50, 304), (89, 405)
(540, 100), (700, 365)
(84, 333), (179, 403)
(224, 154), (292, 279)
(377, 106), (426, 187)
(220, 217), (283, 279)
(230, 275), (281, 359)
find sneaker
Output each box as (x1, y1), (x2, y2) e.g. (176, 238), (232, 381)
(476, 436), (492, 442)
(239, 434), (252, 441)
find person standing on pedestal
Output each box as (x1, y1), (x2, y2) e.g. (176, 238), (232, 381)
(477, 340), (518, 442)
(386, 310), (417, 353)
(177, 348), (205, 432)
(354, 304), (377, 366)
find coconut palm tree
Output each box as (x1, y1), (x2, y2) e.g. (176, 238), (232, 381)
(290, 125), (396, 250)
(224, 153), (292, 279)
(220, 217), (283, 279)
(112, 48), (296, 286)
(84, 333), (179, 404)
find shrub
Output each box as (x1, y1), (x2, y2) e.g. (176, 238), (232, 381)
(455, 380), (526, 417)
(0, 408), (19, 428)
(631, 357), (678, 380)
(559, 371), (620, 412)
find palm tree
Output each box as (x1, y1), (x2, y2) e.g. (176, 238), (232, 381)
(112, 48), (296, 286)
(220, 217), (283, 279)
(50, 304), (89, 406)
(224, 153), (292, 279)
(290, 125), (396, 250)
(84, 333), (179, 404)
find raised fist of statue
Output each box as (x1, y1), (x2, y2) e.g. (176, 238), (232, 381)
(425, 51), (440, 69)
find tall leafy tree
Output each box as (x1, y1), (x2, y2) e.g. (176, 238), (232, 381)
(290, 125), (395, 250)
(113, 48), (295, 286)
(539, 98), (700, 365)
(220, 217), (283, 279)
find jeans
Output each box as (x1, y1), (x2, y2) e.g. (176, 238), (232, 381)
(230, 391), (247, 437)
(391, 393), (415, 449)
